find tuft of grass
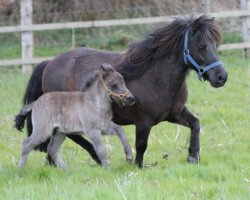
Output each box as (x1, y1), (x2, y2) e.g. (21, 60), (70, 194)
(0, 53), (249, 199)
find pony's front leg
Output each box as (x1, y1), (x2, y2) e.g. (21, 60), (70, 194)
(135, 123), (152, 168)
(67, 134), (101, 164)
(170, 106), (200, 163)
(87, 130), (109, 168)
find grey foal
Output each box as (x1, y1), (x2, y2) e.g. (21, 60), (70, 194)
(16, 64), (135, 170)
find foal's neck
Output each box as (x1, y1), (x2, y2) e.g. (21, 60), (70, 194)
(85, 78), (112, 113)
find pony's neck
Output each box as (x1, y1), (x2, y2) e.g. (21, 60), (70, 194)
(125, 55), (190, 96)
(157, 55), (189, 87)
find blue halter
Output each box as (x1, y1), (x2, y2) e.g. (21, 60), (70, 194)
(183, 28), (223, 80)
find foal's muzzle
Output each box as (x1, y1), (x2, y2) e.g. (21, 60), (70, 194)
(125, 95), (135, 106)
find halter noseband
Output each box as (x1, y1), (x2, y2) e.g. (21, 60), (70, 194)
(183, 28), (223, 81)
(100, 75), (130, 106)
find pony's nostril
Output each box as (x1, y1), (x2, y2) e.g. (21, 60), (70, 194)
(217, 74), (225, 83)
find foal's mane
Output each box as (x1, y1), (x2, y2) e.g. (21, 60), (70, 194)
(81, 70), (99, 91)
(116, 15), (222, 80)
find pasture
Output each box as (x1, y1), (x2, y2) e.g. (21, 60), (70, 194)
(0, 50), (249, 199)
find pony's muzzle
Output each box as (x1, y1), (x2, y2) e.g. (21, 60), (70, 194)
(217, 73), (227, 85)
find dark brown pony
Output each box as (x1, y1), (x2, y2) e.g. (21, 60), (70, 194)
(21, 15), (227, 168)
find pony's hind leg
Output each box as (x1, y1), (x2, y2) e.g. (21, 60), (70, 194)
(105, 122), (133, 164)
(87, 130), (109, 168)
(47, 133), (67, 170)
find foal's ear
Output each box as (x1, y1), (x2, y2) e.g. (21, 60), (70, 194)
(192, 18), (200, 34)
(100, 63), (114, 77)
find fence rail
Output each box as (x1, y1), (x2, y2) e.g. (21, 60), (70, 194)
(0, 0), (250, 71)
(0, 10), (250, 33)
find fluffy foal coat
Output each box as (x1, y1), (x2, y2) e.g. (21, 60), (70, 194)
(16, 64), (135, 169)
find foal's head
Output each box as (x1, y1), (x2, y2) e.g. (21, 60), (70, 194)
(100, 63), (135, 106)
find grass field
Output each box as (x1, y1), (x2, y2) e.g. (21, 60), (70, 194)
(0, 51), (249, 199)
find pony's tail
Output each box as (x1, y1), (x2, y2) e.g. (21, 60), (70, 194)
(14, 103), (33, 131)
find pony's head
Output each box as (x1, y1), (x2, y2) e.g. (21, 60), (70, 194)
(185, 15), (227, 87)
(100, 63), (135, 106)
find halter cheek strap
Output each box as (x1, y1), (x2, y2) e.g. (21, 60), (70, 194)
(183, 28), (223, 81)
(100, 76), (130, 106)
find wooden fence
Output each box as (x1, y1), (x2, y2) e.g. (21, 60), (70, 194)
(0, 0), (250, 72)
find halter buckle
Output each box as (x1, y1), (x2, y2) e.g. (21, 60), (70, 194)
(183, 49), (189, 55)
(198, 66), (204, 73)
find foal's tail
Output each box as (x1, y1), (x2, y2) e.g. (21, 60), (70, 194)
(20, 60), (49, 152)
(14, 103), (33, 131)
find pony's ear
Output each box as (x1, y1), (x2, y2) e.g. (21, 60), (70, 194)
(192, 18), (200, 34)
(100, 63), (114, 78)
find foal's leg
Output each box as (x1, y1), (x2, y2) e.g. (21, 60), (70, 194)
(19, 131), (51, 167)
(105, 122), (133, 164)
(135, 123), (152, 168)
(46, 134), (101, 166)
(87, 130), (109, 168)
(19, 137), (34, 167)
(47, 133), (67, 170)
(169, 106), (200, 163)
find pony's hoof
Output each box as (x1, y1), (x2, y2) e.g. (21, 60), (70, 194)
(187, 155), (199, 164)
(126, 156), (133, 164)
(92, 154), (102, 165)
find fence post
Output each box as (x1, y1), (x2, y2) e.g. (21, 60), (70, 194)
(202, 0), (210, 13)
(21, 0), (33, 73)
(71, 27), (75, 49)
(241, 0), (250, 58)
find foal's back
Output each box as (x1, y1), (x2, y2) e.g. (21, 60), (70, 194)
(32, 91), (100, 133)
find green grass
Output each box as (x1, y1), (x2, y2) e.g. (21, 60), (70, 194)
(0, 53), (249, 199)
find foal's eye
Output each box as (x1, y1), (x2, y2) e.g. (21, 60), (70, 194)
(198, 45), (207, 52)
(111, 84), (118, 90)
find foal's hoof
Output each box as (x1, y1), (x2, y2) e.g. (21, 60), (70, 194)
(187, 155), (199, 164)
(58, 163), (68, 171)
(126, 156), (133, 164)
(101, 159), (110, 169)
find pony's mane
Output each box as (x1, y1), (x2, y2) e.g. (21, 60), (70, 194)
(81, 70), (99, 91)
(116, 15), (222, 80)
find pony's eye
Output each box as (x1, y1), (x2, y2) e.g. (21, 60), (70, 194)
(198, 45), (207, 51)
